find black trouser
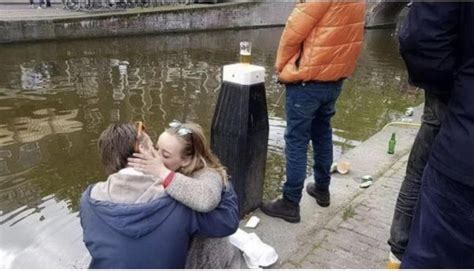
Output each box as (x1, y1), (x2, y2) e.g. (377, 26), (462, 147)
(402, 164), (474, 268)
(387, 91), (450, 260)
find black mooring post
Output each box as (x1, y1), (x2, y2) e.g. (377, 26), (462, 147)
(211, 63), (269, 217)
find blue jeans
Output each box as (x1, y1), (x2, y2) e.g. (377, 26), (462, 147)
(283, 81), (343, 204)
(388, 91), (449, 260)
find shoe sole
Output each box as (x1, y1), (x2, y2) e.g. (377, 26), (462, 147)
(260, 205), (300, 223)
(306, 186), (330, 207)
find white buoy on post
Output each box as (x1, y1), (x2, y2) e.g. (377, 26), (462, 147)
(211, 63), (269, 217)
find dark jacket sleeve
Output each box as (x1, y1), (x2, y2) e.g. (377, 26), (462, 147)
(399, 2), (460, 94)
(189, 185), (239, 238)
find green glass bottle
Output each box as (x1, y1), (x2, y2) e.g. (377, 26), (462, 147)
(388, 132), (396, 154)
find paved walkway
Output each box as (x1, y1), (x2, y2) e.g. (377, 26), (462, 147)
(0, 5), (77, 20)
(280, 153), (408, 268)
(0, 3), (207, 21)
(245, 105), (422, 270)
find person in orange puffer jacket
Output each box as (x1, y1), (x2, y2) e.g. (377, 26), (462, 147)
(261, 1), (366, 223)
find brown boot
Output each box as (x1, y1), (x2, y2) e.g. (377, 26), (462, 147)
(386, 251), (401, 269)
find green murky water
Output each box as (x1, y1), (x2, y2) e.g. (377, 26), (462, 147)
(0, 27), (422, 267)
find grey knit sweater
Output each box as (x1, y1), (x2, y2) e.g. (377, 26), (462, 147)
(166, 168), (241, 269)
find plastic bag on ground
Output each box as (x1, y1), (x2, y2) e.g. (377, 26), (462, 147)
(229, 228), (278, 269)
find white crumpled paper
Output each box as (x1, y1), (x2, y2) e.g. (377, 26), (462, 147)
(229, 228), (278, 269)
(245, 216), (260, 228)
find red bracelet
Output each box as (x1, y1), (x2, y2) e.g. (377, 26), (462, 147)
(163, 171), (175, 188)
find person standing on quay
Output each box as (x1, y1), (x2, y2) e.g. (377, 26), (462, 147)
(386, 2), (453, 268)
(399, 2), (474, 268)
(260, 1), (366, 223)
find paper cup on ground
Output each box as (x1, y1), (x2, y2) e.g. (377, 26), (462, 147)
(336, 161), (351, 175)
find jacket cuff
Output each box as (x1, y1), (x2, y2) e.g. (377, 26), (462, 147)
(163, 171), (175, 188)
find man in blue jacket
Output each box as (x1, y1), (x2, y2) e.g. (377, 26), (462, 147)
(79, 123), (239, 268)
(396, 2), (474, 268)
(386, 2), (452, 267)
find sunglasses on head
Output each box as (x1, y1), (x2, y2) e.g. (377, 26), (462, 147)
(169, 120), (192, 136)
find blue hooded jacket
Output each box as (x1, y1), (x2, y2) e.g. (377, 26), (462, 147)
(399, 2), (459, 95)
(399, 3), (474, 187)
(79, 184), (239, 268)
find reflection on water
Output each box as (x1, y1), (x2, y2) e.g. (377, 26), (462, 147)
(0, 27), (421, 267)
(1, 109), (82, 145)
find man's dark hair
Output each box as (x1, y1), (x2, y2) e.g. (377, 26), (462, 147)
(98, 123), (137, 175)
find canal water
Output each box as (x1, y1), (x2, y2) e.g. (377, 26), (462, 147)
(0, 27), (422, 267)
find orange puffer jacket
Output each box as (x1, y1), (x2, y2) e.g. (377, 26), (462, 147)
(275, 1), (366, 83)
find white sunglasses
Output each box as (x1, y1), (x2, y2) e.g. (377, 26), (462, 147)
(169, 120), (192, 136)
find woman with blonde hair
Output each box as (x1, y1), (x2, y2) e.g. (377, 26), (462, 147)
(128, 120), (241, 268)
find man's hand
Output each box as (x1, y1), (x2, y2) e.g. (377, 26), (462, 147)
(128, 153), (171, 180)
